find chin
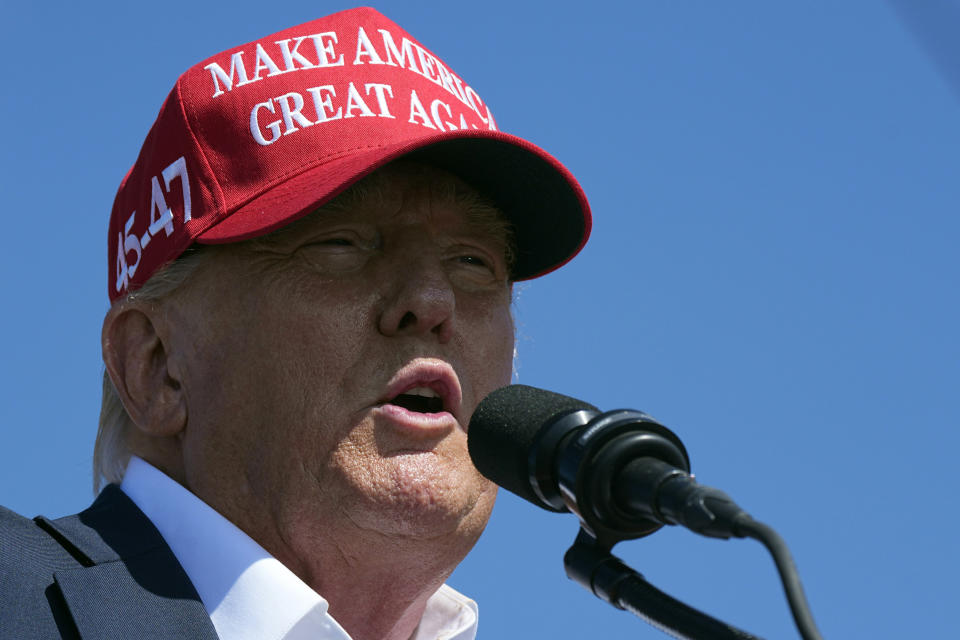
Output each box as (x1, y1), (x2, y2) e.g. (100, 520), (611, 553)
(358, 453), (497, 540)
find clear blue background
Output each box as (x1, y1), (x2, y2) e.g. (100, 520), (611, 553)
(2, 2), (957, 638)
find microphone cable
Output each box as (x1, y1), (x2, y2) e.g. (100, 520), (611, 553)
(734, 517), (823, 640)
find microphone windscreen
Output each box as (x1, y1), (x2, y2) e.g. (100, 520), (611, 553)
(468, 384), (598, 507)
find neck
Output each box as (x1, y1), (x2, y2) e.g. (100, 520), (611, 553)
(274, 525), (474, 640)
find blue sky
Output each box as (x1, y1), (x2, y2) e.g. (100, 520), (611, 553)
(2, 2), (957, 638)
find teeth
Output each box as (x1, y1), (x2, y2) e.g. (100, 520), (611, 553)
(404, 386), (439, 398)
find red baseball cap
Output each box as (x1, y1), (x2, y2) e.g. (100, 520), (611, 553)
(107, 7), (591, 301)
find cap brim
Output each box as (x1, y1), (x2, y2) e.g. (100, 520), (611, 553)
(197, 130), (591, 281)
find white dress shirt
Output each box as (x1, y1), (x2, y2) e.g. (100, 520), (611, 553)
(120, 456), (479, 640)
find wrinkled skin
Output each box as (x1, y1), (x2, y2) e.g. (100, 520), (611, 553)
(115, 163), (515, 640)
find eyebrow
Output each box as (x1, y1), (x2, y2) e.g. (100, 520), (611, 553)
(246, 175), (517, 273)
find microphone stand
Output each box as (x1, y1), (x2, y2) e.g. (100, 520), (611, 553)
(538, 407), (823, 639)
(565, 528), (764, 640)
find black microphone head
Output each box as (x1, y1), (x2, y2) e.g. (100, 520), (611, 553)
(468, 384), (598, 508)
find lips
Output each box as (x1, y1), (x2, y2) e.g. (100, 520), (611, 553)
(378, 359), (463, 427)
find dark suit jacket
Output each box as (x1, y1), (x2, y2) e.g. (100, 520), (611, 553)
(0, 485), (219, 639)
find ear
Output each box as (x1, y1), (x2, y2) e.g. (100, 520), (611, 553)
(102, 302), (186, 438)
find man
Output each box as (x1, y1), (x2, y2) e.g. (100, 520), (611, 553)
(0, 8), (590, 639)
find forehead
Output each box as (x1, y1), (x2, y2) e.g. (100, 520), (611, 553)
(257, 161), (515, 250)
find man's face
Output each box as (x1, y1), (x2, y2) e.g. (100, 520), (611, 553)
(164, 163), (514, 567)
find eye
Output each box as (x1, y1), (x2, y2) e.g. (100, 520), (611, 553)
(292, 231), (376, 274)
(302, 232), (374, 252)
(317, 237), (356, 247)
(458, 254), (490, 268)
(447, 247), (507, 289)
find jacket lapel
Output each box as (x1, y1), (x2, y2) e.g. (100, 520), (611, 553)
(54, 552), (219, 639)
(39, 485), (219, 639)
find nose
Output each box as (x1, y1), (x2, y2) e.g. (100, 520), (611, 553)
(378, 254), (456, 343)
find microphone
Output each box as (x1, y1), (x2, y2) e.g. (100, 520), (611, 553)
(468, 384), (752, 544)
(469, 385), (826, 640)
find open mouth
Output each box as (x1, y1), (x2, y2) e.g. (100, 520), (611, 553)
(389, 387), (446, 414)
(379, 360), (462, 424)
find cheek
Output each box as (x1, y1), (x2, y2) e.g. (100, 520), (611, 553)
(464, 300), (516, 394)
(491, 310), (516, 384)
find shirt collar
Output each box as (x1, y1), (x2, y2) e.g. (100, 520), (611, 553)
(120, 456), (478, 640)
